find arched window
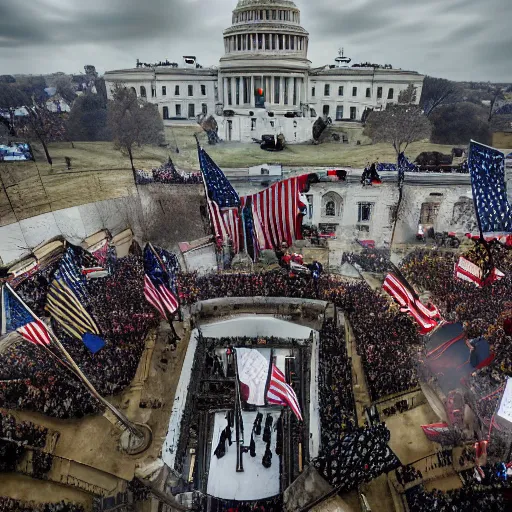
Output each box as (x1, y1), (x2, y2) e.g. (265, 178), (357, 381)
(322, 192), (343, 218)
(202, 103), (208, 115)
(163, 106), (169, 119)
(140, 86), (147, 98)
(130, 87), (137, 96)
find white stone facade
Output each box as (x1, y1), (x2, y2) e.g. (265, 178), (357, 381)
(104, 0), (424, 144)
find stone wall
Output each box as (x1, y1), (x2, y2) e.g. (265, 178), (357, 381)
(0, 185), (208, 267)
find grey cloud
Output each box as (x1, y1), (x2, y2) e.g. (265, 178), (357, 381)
(0, 0), (510, 81)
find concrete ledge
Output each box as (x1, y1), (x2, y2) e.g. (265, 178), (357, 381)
(190, 297), (329, 330)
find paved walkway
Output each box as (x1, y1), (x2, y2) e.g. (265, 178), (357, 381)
(344, 317), (372, 426)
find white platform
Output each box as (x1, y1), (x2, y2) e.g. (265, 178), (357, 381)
(207, 409), (281, 501)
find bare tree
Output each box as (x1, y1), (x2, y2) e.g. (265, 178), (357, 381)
(51, 75), (77, 107)
(0, 83), (28, 135)
(22, 104), (67, 165)
(364, 105), (432, 156)
(107, 84), (165, 176)
(420, 76), (460, 117)
(488, 87), (506, 123)
(398, 84), (418, 105)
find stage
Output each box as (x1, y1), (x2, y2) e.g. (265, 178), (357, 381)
(206, 409), (281, 501)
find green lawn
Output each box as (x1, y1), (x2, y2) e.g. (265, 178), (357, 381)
(37, 126), (458, 173)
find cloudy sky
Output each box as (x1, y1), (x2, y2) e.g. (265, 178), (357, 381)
(0, 0), (510, 82)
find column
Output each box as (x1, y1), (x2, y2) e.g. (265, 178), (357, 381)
(231, 78), (236, 108)
(297, 78), (301, 107)
(250, 76), (255, 108)
(262, 33), (265, 51)
(288, 77), (293, 106)
(280, 77), (285, 105)
(223, 78), (228, 106)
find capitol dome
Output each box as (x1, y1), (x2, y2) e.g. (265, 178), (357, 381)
(222, 0), (309, 64)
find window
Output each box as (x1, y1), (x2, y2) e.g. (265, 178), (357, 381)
(357, 225), (370, 233)
(306, 194), (313, 219)
(163, 106), (169, 120)
(388, 88), (394, 99)
(251, 118), (257, 130)
(130, 87), (137, 96)
(175, 85), (180, 95)
(338, 86), (344, 96)
(261, 168), (270, 175)
(236, 77), (240, 105)
(243, 77), (250, 104)
(358, 202), (374, 223)
(311, 86), (316, 97)
(350, 107), (356, 120)
(140, 86), (147, 98)
(324, 84), (330, 96)
(188, 104), (195, 118)
(188, 85), (193, 96)
(352, 87), (357, 97)
(377, 87), (383, 99)
(323, 105), (330, 116)
(420, 202), (440, 224)
(336, 105), (344, 120)
(201, 85), (206, 95)
(162, 86), (167, 96)
(152, 87), (156, 98)
(202, 103), (207, 115)
(366, 88), (371, 98)
(452, 197), (474, 227)
(325, 201), (336, 217)
(175, 104), (181, 117)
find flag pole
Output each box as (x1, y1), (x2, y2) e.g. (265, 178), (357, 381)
(233, 348), (244, 472)
(5, 283), (145, 440)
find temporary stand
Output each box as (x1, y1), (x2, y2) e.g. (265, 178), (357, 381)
(5, 283), (152, 455)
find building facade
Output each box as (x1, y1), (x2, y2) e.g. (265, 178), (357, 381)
(104, 0), (424, 143)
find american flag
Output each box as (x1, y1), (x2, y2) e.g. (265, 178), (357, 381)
(241, 175), (310, 251)
(1, 285), (51, 346)
(468, 141), (512, 235)
(383, 273), (440, 334)
(143, 244), (179, 319)
(198, 146), (242, 251)
(267, 364), (303, 421)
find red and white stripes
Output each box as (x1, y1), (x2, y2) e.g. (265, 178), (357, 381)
(17, 319), (51, 347)
(383, 274), (440, 334)
(267, 364), (303, 421)
(144, 275), (179, 319)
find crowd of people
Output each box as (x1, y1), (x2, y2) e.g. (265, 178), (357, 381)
(0, 500), (83, 512)
(341, 249), (392, 274)
(406, 484), (505, 511)
(0, 256), (158, 418)
(401, 247), (512, 377)
(178, 271), (421, 401)
(0, 412), (47, 448)
(135, 161), (202, 185)
(318, 321), (356, 449)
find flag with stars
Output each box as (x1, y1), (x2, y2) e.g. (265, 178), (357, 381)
(198, 146), (242, 251)
(468, 140), (512, 235)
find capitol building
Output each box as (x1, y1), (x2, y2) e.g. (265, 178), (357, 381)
(104, 0), (424, 143)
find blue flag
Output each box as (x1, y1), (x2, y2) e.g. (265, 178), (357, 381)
(469, 141), (512, 234)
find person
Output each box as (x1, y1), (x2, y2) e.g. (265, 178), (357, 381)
(262, 441), (272, 468)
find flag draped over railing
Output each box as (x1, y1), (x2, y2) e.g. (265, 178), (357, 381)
(198, 144), (309, 258)
(468, 140), (512, 235)
(383, 273), (440, 334)
(241, 175), (309, 251)
(143, 244), (179, 319)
